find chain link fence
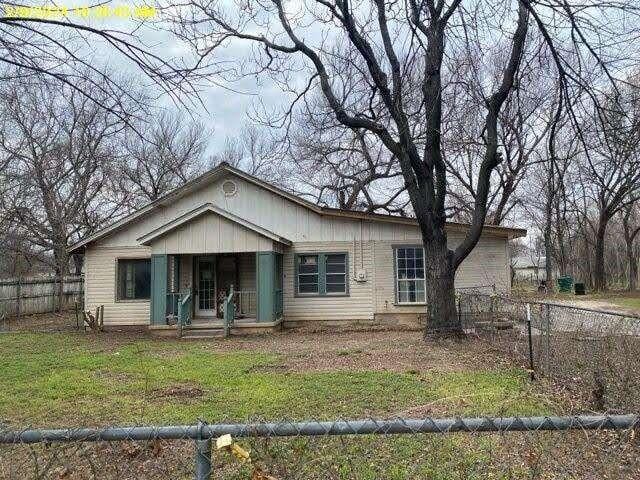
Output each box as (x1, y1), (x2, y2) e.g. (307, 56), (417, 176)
(458, 291), (640, 413)
(1, 415), (640, 479)
(4, 293), (640, 478)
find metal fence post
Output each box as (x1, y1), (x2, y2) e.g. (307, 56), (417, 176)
(544, 304), (551, 374)
(526, 303), (535, 380)
(194, 421), (211, 480)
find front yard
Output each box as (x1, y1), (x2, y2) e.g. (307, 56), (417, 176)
(3, 314), (627, 479)
(0, 327), (550, 427)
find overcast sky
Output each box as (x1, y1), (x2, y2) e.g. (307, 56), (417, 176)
(86, 9), (286, 155)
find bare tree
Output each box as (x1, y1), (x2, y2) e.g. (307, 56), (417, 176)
(577, 85), (640, 291)
(171, 0), (640, 332)
(621, 204), (640, 291)
(0, 73), (130, 286)
(212, 124), (292, 186)
(120, 111), (208, 206)
(444, 40), (553, 225)
(283, 99), (408, 213)
(0, 3), (198, 123)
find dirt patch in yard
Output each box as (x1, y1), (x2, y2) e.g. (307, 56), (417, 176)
(198, 330), (512, 374)
(152, 384), (204, 399)
(6, 312), (516, 375)
(2, 310), (80, 332)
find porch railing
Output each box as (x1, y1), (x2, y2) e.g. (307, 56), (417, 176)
(223, 286), (235, 337)
(167, 290), (192, 332)
(166, 292), (181, 321)
(177, 290), (192, 328)
(234, 290), (256, 317)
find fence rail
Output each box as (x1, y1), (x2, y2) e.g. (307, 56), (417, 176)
(0, 275), (83, 319)
(2, 414), (636, 444)
(1, 414), (637, 480)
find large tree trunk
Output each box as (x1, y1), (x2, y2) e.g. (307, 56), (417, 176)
(544, 166), (554, 289)
(622, 207), (639, 292)
(593, 218), (608, 291)
(423, 233), (459, 335)
(627, 244), (638, 291)
(53, 241), (69, 313)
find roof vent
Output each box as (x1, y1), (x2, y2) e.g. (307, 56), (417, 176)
(222, 179), (237, 197)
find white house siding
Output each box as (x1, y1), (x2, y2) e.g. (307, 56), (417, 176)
(372, 233), (510, 316)
(84, 246), (151, 327)
(149, 212), (274, 254)
(95, 174), (512, 247)
(82, 170), (516, 328)
(282, 241), (375, 326)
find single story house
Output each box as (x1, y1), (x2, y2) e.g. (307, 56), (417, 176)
(69, 163), (526, 335)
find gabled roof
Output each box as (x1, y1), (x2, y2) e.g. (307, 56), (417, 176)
(136, 203), (292, 246)
(68, 162), (526, 253)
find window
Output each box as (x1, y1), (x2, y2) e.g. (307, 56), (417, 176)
(325, 254), (347, 294)
(117, 259), (151, 300)
(394, 247), (425, 304)
(297, 255), (319, 294)
(296, 253), (348, 296)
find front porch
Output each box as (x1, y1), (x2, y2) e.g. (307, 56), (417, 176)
(149, 252), (284, 336)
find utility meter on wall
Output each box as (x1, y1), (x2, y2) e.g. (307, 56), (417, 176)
(355, 269), (368, 282)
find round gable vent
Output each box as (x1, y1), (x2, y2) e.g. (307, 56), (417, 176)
(222, 179), (237, 196)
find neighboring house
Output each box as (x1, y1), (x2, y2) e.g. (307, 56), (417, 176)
(69, 163), (526, 335)
(512, 256), (550, 283)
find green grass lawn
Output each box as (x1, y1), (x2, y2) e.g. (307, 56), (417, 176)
(607, 296), (640, 311)
(0, 332), (551, 426)
(0, 331), (557, 479)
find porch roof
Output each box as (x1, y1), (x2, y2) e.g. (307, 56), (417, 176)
(137, 203), (292, 248)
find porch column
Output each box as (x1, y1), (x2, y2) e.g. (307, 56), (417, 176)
(150, 254), (168, 325)
(256, 251), (275, 322)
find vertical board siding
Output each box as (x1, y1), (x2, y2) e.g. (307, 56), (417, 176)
(84, 246), (151, 326)
(283, 241), (375, 323)
(149, 212), (274, 254)
(96, 173), (517, 247)
(0, 276), (84, 318)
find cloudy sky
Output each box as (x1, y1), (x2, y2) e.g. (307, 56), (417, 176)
(83, 5), (288, 154)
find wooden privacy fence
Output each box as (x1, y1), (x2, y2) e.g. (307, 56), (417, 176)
(0, 276), (84, 318)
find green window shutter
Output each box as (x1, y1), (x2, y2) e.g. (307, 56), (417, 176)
(150, 254), (168, 325)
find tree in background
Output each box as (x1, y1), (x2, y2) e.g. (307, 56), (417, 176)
(212, 124), (290, 185)
(171, 0), (640, 333)
(0, 73), (133, 287)
(621, 204), (640, 291)
(120, 111), (208, 207)
(283, 98), (409, 214)
(445, 43), (554, 226)
(579, 86), (640, 291)
(0, 3), (197, 123)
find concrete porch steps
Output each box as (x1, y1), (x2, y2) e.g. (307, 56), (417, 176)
(180, 326), (225, 340)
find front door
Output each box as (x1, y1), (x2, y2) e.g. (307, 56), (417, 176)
(196, 256), (216, 317)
